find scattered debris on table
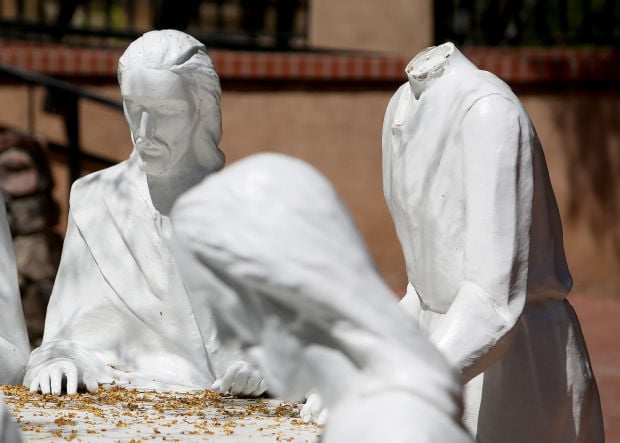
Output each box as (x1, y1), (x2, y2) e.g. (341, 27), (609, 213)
(1, 385), (322, 442)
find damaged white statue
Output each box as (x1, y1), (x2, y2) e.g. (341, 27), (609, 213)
(171, 153), (474, 442)
(383, 42), (604, 442)
(25, 30), (264, 396)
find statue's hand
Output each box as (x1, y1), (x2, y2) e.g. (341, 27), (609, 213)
(28, 358), (98, 395)
(300, 390), (328, 425)
(211, 361), (267, 397)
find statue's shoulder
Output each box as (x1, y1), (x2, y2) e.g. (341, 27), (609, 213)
(469, 69), (519, 104)
(69, 160), (129, 208)
(389, 82), (409, 103)
(384, 82), (409, 125)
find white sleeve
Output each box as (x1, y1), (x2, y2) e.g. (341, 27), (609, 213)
(382, 84), (408, 208)
(428, 95), (531, 382)
(399, 282), (422, 322)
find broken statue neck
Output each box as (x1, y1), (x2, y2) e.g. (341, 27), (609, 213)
(406, 42), (477, 100)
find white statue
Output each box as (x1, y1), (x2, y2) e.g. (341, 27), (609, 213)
(0, 402), (20, 443)
(383, 42), (604, 442)
(0, 191), (29, 385)
(24, 30), (265, 396)
(170, 153), (474, 443)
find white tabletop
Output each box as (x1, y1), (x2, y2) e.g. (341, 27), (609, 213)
(1, 385), (322, 442)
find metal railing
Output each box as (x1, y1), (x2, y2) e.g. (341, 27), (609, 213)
(434, 0), (619, 46)
(0, 0), (309, 50)
(0, 62), (120, 189)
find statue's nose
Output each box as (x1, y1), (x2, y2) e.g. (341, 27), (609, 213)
(136, 111), (150, 144)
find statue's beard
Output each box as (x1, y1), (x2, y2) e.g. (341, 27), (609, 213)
(135, 140), (172, 176)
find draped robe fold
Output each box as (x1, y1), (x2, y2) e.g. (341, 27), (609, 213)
(25, 155), (224, 390)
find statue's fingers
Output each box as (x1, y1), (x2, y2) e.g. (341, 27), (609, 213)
(82, 372), (98, 393)
(29, 376), (40, 393)
(64, 370), (78, 395)
(219, 366), (240, 393)
(251, 379), (268, 397)
(230, 371), (250, 395)
(300, 403), (312, 423)
(49, 366), (64, 395)
(242, 374), (262, 396)
(305, 391), (322, 409)
(38, 369), (51, 395)
(300, 392), (322, 423)
(211, 379), (223, 393)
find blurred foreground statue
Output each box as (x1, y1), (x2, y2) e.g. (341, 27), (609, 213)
(0, 402), (20, 443)
(25, 30), (264, 396)
(382, 42), (603, 442)
(171, 153), (474, 442)
(0, 191), (29, 385)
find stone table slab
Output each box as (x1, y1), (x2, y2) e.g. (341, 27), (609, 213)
(0, 385), (322, 442)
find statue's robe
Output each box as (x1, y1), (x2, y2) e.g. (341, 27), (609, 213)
(26, 154), (233, 390)
(383, 50), (604, 442)
(0, 191), (29, 385)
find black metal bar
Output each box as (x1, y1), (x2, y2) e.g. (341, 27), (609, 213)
(604, 0), (616, 41)
(433, 0), (452, 44)
(27, 85), (35, 133)
(64, 96), (81, 186)
(36, 0), (44, 21)
(126, 0), (135, 30)
(104, 0), (113, 31)
(84, 0), (92, 29)
(0, 62), (123, 110)
(215, 0), (225, 29)
(16, 0), (24, 19)
(579, 0), (593, 42)
(558, 0), (568, 41)
(53, 0), (81, 40)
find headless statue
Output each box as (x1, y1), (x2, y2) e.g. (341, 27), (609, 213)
(170, 153), (474, 442)
(25, 30), (264, 396)
(383, 42), (603, 442)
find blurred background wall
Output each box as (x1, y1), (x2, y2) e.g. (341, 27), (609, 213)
(309, 0), (433, 53)
(0, 0), (618, 310)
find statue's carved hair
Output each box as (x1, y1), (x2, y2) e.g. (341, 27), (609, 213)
(118, 30), (223, 168)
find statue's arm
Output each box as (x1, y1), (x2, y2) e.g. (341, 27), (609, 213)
(428, 95), (531, 382)
(399, 282), (422, 322)
(25, 212), (111, 394)
(381, 84), (407, 208)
